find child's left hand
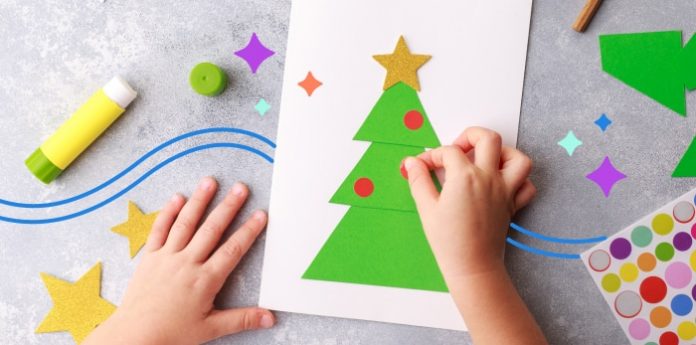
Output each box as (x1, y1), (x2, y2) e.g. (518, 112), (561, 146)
(84, 177), (275, 345)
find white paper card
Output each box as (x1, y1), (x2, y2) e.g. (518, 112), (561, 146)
(259, 0), (533, 330)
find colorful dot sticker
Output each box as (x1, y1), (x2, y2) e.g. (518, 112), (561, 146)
(655, 242), (675, 262)
(665, 262), (692, 289)
(403, 110), (423, 130)
(620, 262), (639, 282)
(652, 213), (674, 235)
(641, 276), (667, 304)
(650, 306), (672, 328)
(602, 273), (622, 293)
(659, 331), (679, 345)
(632, 226), (653, 247)
(671, 294), (693, 316)
(589, 249), (611, 272)
(677, 321), (696, 340)
(692, 223), (696, 239)
(629, 318), (651, 340)
(353, 177), (374, 197)
(691, 251), (696, 272)
(673, 232), (692, 251)
(673, 201), (695, 223)
(610, 237), (632, 259)
(638, 252), (657, 272)
(615, 290), (643, 318)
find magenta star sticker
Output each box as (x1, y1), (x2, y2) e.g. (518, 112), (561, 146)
(234, 33), (275, 73)
(586, 156), (627, 197)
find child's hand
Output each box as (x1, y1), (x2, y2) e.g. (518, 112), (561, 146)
(405, 127), (546, 345)
(84, 177), (274, 345)
(404, 127), (535, 280)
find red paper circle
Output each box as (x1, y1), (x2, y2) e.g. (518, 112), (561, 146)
(404, 110), (424, 130)
(400, 162), (408, 179)
(659, 331), (678, 345)
(354, 177), (374, 197)
(640, 276), (668, 304)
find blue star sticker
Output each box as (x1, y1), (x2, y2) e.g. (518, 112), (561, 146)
(558, 130), (583, 156)
(255, 98), (271, 116)
(234, 33), (275, 74)
(594, 114), (613, 132)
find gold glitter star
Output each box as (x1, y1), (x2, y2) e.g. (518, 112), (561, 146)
(373, 36), (431, 91)
(36, 262), (116, 343)
(111, 201), (159, 258)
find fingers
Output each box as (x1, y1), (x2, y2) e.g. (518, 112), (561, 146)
(417, 145), (472, 183)
(451, 127), (502, 172)
(186, 183), (249, 261)
(404, 157), (438, 210)
(500, 146), (533, 193)
(164, 177), (218, 252)
(513, 179), (537, 212)
(204, 210), (267, 281)
(145, 194), (186, 252)
(205, 308), (274, 339)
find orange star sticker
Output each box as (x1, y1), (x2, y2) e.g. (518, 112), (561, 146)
(373, 36), (431, 91)
(298, 71), (322, 96)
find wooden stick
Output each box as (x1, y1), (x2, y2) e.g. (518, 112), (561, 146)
(572, 0), (604, 32)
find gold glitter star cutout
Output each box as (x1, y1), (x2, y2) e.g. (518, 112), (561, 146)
(36, 262), (116, 344)
(373, 36), (431, 91)
(111, 201), (159, 258)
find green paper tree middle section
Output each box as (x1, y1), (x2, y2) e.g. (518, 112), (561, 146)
(303, 82), (448, 292)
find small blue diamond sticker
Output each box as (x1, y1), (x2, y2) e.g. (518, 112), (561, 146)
(594, 114), (613, 132)
(255, 98), (271, 117)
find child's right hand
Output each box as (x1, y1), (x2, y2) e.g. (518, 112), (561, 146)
(404, 127), (547, 345)
(404, 127), (535, 281)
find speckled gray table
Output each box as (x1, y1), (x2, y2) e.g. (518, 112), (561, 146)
(1, 1), (695, 344)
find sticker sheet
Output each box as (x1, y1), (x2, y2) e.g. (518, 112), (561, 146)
(582, 188), (696, 344)
(259, 0), (533, 330)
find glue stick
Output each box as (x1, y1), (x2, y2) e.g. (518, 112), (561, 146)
(25, 76), (137, 184)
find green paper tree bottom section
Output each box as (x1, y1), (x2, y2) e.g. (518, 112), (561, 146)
(303, 207), (448, 292)
(673, 135), (696, 177)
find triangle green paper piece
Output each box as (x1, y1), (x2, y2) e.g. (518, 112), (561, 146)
(303, 207), (447, 292)
(330, 143), (425, 212)
(354, 82), (441, 147)
(600, 31), (687, 116)
(682, 35), (696, 90)
(673, 135), (696, 177)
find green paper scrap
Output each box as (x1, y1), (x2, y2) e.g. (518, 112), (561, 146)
(600, 31), (696, 116)
(673, 135), (696, 177)
(303, 207), (447, 292)
(330, 143), (423, 212)
(354, 82), (441, 148)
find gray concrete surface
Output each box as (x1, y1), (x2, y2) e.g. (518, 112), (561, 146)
(0, 0), (695, 344)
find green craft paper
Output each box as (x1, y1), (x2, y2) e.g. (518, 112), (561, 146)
(303, 207), (447, 292)
(673, 135), (696, 177)
(600, 31), (687, 116)
(331, 143), (424, 212)
(354, 82), (441, 147)
(682, 35), (696, 90)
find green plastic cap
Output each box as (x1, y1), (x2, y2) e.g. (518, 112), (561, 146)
(189, 62), (228, 96)
(25, 148), (63, 184)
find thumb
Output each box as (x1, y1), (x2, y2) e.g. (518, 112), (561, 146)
(404, 157), (438, 210)
(205, 307), (275, 340)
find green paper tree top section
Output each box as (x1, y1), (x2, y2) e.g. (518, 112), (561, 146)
(330, 143), (423, 212)
(303, 207), (447, 292)
(600, 30), (696, 116)
(354, 82), (441, 148)
(673, 135), (696, 178)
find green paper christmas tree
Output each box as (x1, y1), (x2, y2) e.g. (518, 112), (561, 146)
(673, 135), (696, 177)
(599, 30), (696, 116)
(303, 37), (447, 292)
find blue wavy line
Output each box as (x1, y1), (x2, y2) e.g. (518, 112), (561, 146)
(0, 127), (275, 209)
(506, 237), (580, 259)
(509, 222), (606, 244)
(0, 143), (273, 225)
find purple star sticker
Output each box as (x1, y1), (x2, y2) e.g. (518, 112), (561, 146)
(586, 156), (627, 197)
(234, 33), (275, 74)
